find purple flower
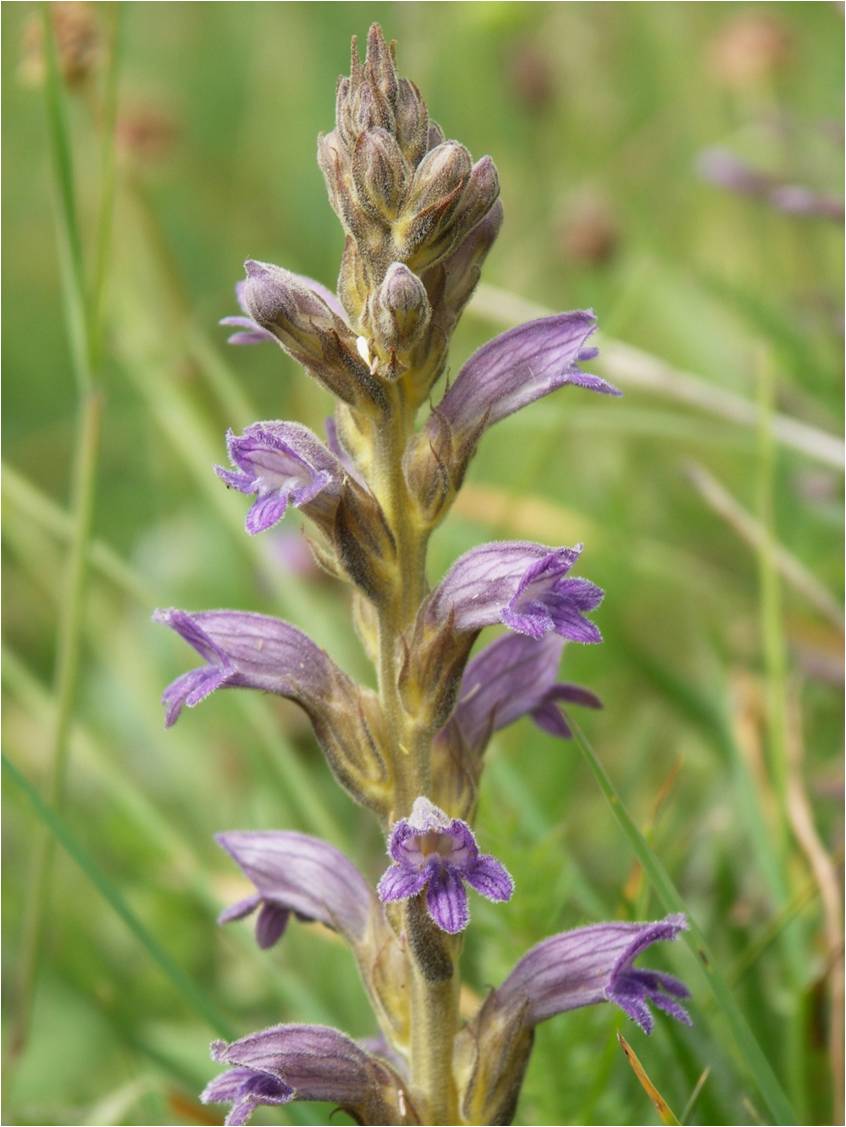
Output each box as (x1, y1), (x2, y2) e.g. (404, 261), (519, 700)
(221, 272), (347, 345)
(377, 797), (513, 933)
(216, 830), (373, 950)
(426, 541), (604, 643)
(458, 914), (691, 1124)
(204, 1024), (407, 1125)
(495, 913), (691, 1033)
(153, 609), (344, 728)
(429, 311), (619, 438)
(155, 609), (389, 813)
(215, 421), (344, 535)
(438, 633), (601, 759)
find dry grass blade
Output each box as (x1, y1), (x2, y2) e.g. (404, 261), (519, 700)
(785, 679), (844, 1124)
(685, 460), (843, 629)
(617, 1031), (681, 1125)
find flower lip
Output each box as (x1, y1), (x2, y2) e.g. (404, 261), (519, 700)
(214, 421), (342, 535)
(378, 796), (513, 933)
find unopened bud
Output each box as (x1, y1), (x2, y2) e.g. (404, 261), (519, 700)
(242, 260), (387, 413)
(351, 79), (395, 136)
(317, 129), (350, 215)
(406, 155), (500, 272)
(352, 128), (409, 220)
(394, 78), (429, 165)
(426, 121), (446, 152)
(397, 141), (472, 254)
(371, 263), (431, 355)
(242, 260), (338, 351)
(364, 23), (399, 107)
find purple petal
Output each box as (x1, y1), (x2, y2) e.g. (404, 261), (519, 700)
(426, 542), (603, 645)
(464, 855), (514, 902)
(216, 831), (373, 947)
(218, 894), (261, 925)
(255, 902), (291, 949)
(438, 634), (566, 757)
(548, 682), (603, 709)
(495, 913), (690, 1029)
(530, 702), (573, 738)
(502, 563), (604, 644)
(210, 1024), (401, 1117)
(154, 609), (345, 721)
(245, 491), (290, 534)
(160, 664), (232, 728)
(202, 1066), (293, 1126)
(386, 819), (427, 867)
(426, 865), (470, 933)
(216, 422), (344, 534)
(376, 862), (430, 902)
(431, 311), (620, 438)
(426, 542), (568, 633)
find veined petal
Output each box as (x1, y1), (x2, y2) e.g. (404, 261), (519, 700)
(425, 541), (603, 644)
(438, 633), (566, 757)
(202, 1066), (293, 1126)
(155, 609), (345, 721)
(495, 913), (690, 1031)
(209, 1024), (405, 1123)
(431, 311), (619, 437)
(376, 861), (430, 902)
(426, 865), (469, 933)
(216, 422), (344, 535)
(464, 855), (514, 902)
(216, 831), (373, 947)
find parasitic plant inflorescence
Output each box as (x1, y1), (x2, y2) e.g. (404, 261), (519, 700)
(156, 26), (690, 1126)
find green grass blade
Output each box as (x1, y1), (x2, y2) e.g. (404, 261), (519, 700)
(41, 1), (90, 394)
(87, 2), (124, 371)
(569, 719), (796, 1126)
(4, 753), (236, 1041)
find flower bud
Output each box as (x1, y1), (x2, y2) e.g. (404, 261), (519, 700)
(317, 129), (350, 215)
(351, 79), (395, 136)
(394, 78), (429, 165)
(426, 121), (446, 152)
(364, 22), (399, 107)
(396, 141), (472, 257)
(409, 156), (501, 272)
(351, 128), (409, 220)
(370, 262), (431, 356)
(241, 260), (387, 413)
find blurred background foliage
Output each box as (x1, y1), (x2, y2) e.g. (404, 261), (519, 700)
(2, 2), (843, 1125)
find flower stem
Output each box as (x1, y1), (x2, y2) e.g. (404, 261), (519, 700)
(409, 967), (461, 1124)
(371, 385), (429, 816)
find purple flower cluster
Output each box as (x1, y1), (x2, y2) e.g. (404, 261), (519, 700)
(153, 23), (691, 1126)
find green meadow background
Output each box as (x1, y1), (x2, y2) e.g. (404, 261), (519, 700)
(3, 3), (843, 1125)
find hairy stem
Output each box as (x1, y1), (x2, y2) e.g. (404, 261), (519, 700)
(369, 378), (460, 1122)
(371, 385), (429, 816)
